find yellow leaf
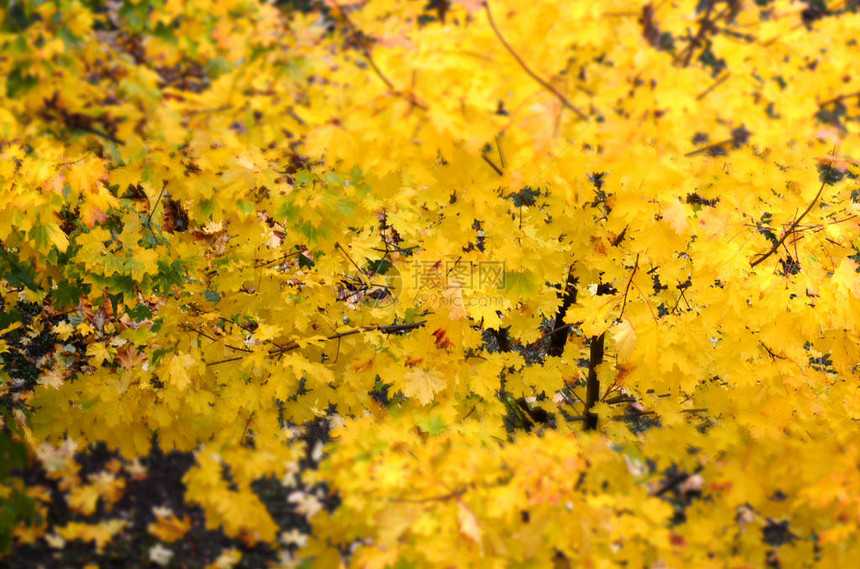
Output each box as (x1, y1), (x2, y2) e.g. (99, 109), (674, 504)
(79, 186), (118, 228)
(663, 200), (689, 235)
(30, 222), (69, 253)
(0, 322), (22, 354)
(402, 368), (446, 405)
(148, 508), (193, 543)
(86, 342), (113, 366)
(67, 483), (101, 515)
(832, 258), (860, 298)
(77, 322), (95, 337)
(55, 520), (127, 552)
(253, 323), (281, 342)
(128, 248), (160, 281)
(611, 319), (637, 361)
(457, 501), (483, 555)
(53, 321), (74, 341)
(0, 322), (22, 336)
(38, 368), (65, 390)
(161, 353), (196, 390)
(205, 548), (243, 569)
(68, 472), (125, 514)
(67, 156), (106, 194)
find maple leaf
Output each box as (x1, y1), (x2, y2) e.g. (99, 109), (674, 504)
(611, 319), (637, 361)
(663, 200), (689, 235)
(402, 368), (446, 405)
(253, 323), (282, 342)
(86, 342), (113, 366)
(148, 507), (193, 542)
(127, 248), (160, 281)
(116, 344), (148, 369)
(160, 353), (197, 390)
(288, 490), (324, 519)
(831, 258), (860, 298)
(457, 500), (484, 554)
(29, 221), (69, 253)
(37, 368), (66, 389)
(53, 321), (74, 340)
(68, 471), (125, 515)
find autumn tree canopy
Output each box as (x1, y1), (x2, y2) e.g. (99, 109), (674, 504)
(2, 0), (860, 567)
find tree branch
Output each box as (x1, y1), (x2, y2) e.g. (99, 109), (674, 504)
(584, 333), (605, 430)
(750, 180), (826, 268)
(76, 124), (125, 146)
(547, 270), (577, 357)
(205, 321), (426, 366)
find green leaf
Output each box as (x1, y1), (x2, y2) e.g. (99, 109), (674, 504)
(51, 279), (87, 309)
(418, 414), (447, 436)
(127, 303), (153, 321)
(6, 66), (38, 98)
(118, 0), (150, 32)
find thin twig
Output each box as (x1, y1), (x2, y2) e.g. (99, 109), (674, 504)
(818, 90), (860, 107)
(146, 183), (167, 230)
(205, 321), (426, 366)
(696, 72), (730, 100)
(685, 138), (733, 157)
(484, 3), (587, 120)
(187, 325), (252, 353)
(604, 395), (636, 405)
(630, 279), (658, 323)
(495, 135), (506, 169)
(540, 321), (574, 341)
(617, 254), (639, 320)
(388, 487), (467, 503)
(481, 153), (504, 176)
(332, 1), (427, 110)
(76, 125), (125, 146)
(654, 472), (690, 496)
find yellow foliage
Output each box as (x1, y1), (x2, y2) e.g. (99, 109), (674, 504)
(54, 520), (128, 552)
(2, 0), (860, 566)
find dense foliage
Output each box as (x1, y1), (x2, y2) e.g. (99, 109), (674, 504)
(2, 0), (860, 567)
